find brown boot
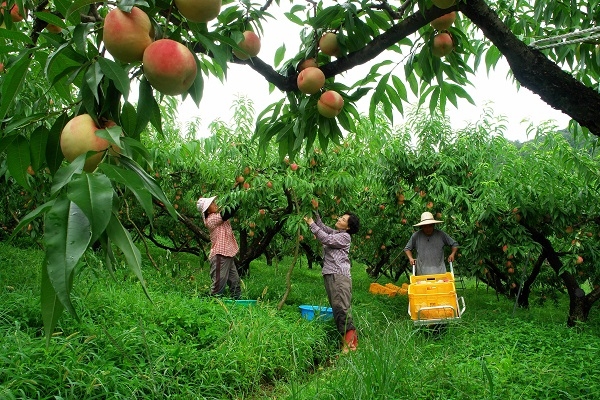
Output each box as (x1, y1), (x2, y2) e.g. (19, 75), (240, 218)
(343, 329), (358, 352)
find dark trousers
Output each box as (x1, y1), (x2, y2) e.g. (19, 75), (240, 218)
(323, 273), (355, 335)
(209, 255), (241, 299)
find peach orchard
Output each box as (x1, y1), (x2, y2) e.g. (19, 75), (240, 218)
(1, 0), (600, 338)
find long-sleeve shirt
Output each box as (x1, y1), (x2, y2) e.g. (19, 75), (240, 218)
(308, 214), (352, 278)
(204, 212), (239, 259)
(403, 229), (458, 275)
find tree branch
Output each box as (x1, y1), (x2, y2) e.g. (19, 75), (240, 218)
(459, 0), (600, 136)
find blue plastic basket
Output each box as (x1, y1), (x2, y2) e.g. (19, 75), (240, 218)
(224, 299), (257, 307)
(299, 305), (333, 321)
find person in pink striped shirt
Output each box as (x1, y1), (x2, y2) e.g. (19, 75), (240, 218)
(197, 195), (241, 299)
(304, 211), (360, 352)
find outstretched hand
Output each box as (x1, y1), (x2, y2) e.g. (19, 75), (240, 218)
(304, 215), (314, 225)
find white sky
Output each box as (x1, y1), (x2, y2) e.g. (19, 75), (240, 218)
(179, 10), (571, 143)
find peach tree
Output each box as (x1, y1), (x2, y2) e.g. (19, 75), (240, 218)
(364, 108), (600, 326)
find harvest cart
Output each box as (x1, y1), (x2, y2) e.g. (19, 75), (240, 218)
(408, 262), (466, 326)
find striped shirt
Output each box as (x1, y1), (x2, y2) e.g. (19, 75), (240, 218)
(309, 214), (352, 278)
(204, 212), (239, 259)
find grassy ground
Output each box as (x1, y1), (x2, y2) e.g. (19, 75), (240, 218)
(1, 242), (599, 399)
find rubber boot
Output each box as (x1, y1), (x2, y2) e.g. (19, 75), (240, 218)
(342, 329), (358, 353)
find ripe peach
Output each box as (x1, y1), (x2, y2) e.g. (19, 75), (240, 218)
(319, 32), (340, 57)
(317, 90), (344, 118)
(1, 1), (26, 22)
(432, 32), (454, 57)
(175, 0), (221, 23)
(46, 23), (62, 33)
(143, 39), (198, 95)
(60, 114), (121, 172)
(297, 58), (318, 71)
(430, 12), (456, 30)
(232, 31), (261, 60)
(297, 66), (325, 95)
(290, 163), (298, 171)
(103, 6), (154, 63)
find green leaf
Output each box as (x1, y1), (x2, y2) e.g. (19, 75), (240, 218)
(41, 256), (65, 346)
(120, 102), (137, 136)
(134, 79), (155, 137)
(67, 174), (114, 244)
(9, 200), (55, 242)
(429, 86), (440, 115)
(44, 195), (92, 320)
(106, 212), (152, 302)
(6, 134), (31, 190)
(118, 155), (178, 220)
(66, 0), (95, 18)
(187, 58), (204, 106)
(34, 10), (67, 28)
(46, 113), (69, 175)
(99, 163), (154, 225)
(0, 54), (31, 122)
(30, 125), (50, 171)
(0, 26), (34, 44)
(274, 44), (286, 67)
(84, 62), (102, 104)
(484, 46), (502, 75)
(385, 84), (403, 117)
(97, 57), (130, 100)
(140, 78), (163, 135)
(391, 75), (408, 102)
(51, 157), (85, 196)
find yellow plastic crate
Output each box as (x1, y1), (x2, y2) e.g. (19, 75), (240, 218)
(369, 282), (398, 297)
(384, 282), (408, 295)
(408, 281), (459, 320)
(409, 272), (454, 285)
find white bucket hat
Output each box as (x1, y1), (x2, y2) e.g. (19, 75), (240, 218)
(413, 211), (443, 227)
(197, 196), (217, 216)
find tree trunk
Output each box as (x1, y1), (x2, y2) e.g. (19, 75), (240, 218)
(300, 242), (322, 270)
(524, 223), (596, 325)
(516, 252), (545, 308)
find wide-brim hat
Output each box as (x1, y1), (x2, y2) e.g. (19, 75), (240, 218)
(413, 211), (443, 227)
(197, 196), (217, 214)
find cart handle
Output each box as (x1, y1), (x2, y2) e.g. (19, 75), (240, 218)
(458, 295), (466, 316)
(412, 261), (454, 276)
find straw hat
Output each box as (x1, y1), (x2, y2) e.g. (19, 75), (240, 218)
(413, 211), (443, 227)
(196, 196), (217, 214)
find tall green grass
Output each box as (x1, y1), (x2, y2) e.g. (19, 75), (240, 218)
(1, 242), (599, 399)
